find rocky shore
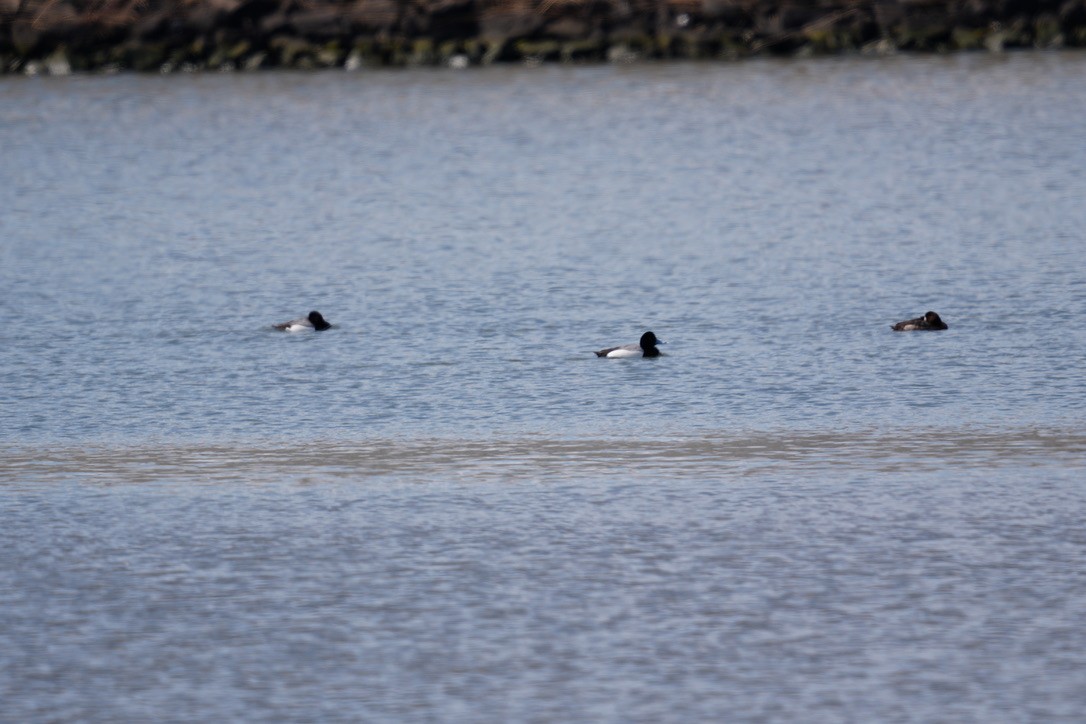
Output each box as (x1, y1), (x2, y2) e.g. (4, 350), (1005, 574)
(4, 0), (1086, 74)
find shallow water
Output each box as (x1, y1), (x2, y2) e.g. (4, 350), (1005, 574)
(2, 53), (1086, 721)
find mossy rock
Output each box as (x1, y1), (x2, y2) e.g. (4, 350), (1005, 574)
(346, 42), (384, 70)
(1034, 15), (1063, 47)
(606, 43), (642, 63)
(861, 38), (898, 55)
(895, 21), (951, 50)
(481, 40), (504, 65)
(670, 36), (702, 58)
(270, 36), (316, 66)
(385, 37), (411, 66)
(462, 39), (484, 62)
(409, 38), (435, 65)
(951, 28), (986, 50)
(804, 27), (859, 53)
(134, 45), (173, 71)
(67, 50), (96, 72)
(998, 19), (1030, 48)
(351, 38), (376, 56)
(437, 40), (461, 62)
(316, 43), (344, 67)
(803, 28), (828, 49)
(560, 39), (604, 62)
(629, 34), (655, 54)
(34, 47), (68, 75)
(209, 39), (252, 68)
(714, 32), (750, 58)
(165, 48), (191, 67)
(105, 45), (123, 64)
(226, 40), (252, 61)
(514, 39), (560, 61)
(243, 52), (267, 71)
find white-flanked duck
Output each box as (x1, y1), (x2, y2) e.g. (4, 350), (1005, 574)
(275, 311), (332, 332)
(595, 331), (664, 358)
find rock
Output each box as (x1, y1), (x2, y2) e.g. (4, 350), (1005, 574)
(545, 17), (593, 39)
(861, 37), (899, 54)
(183, 3), (232, 34)
(407, 38), (434, 64)
(416, 0), (477, 40)
(479, 4), (543, 41)
(3, 0), (1085, 73)
(1034, 14), (1063, 46)
(435, 39), (460, 63)
(132, 8), (176, 41)
(259, 12), (290, 34)
(348, 0), (401, 33)
(951, 27), (987, 48)
(348, 38), (386, 67)
(701, 0), (750, 25)
(999, 17), (1031, 47)
(560, 38), (605, 62)
(767, 4), (822, 34)
(316, 42), (344, 67)
(45, 47), (71, 75)
(481, 39), (505, 64)
(955, 0), (997, 27)
(607, 43), (642, 63)
(11, 21), (40, 56)
(873, 0), (904, 32)
(224, 0), (279, 30)
(894, 2), (953, 49)
(1061, 0), (1086, 25)
(128, 42), (170, 71)
(224, 39), (251, 60)
(269, 35), (314, 65)
(514, 39), (561, 61)
(289, 9), (350, 38)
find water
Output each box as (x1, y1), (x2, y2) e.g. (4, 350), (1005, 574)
(2, 54), (1086, 721)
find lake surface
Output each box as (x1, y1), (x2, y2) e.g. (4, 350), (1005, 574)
(2, 53), (1086, 721)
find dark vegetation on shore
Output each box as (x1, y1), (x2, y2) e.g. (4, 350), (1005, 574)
(4, 0), (1086, 74)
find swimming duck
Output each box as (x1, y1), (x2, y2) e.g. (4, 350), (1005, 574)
(595, 331), (664, 358)
(891, 311), (947, 331)
(275, 311), (331, 332)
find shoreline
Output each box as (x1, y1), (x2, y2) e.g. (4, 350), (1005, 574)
(4, 0), (1086, 75)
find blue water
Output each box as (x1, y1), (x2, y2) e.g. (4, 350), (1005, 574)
(2, 53), (1086, 721)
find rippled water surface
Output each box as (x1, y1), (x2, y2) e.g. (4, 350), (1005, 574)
(3, 54), (1086, 721)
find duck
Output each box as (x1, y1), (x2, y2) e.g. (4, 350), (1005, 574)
(595, 331), (664, 358)
(891, 311), (948, 331)
(275, 311), (332, 332)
